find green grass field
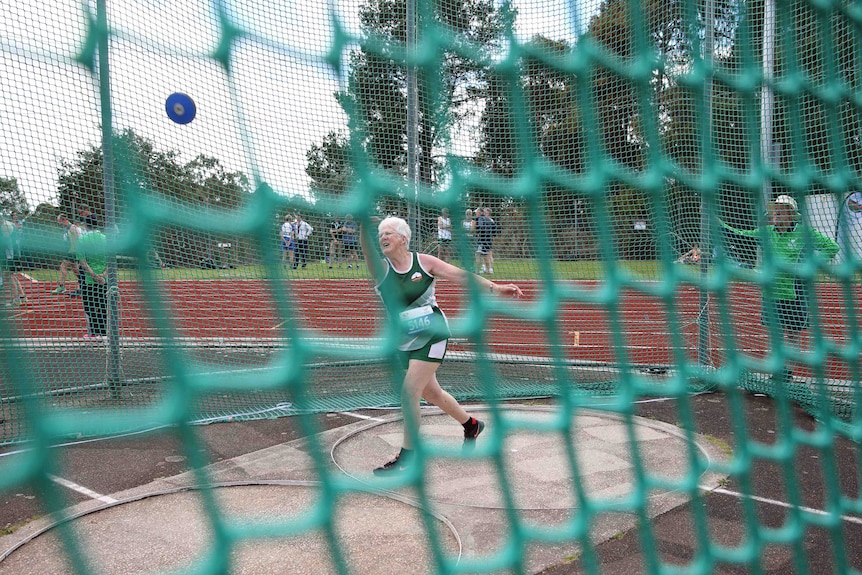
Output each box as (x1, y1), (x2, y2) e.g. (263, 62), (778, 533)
(23, 259), (681, 282)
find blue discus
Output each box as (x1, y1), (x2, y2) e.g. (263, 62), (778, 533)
(165, 93), (196, 124)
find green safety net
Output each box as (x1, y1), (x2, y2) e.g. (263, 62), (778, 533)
(0, 0), (860, 572)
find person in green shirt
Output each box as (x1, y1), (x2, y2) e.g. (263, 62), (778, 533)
(76, 215), (108, 338)
(721, 195), (839, 382)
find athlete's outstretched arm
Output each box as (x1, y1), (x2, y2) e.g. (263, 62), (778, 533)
(418, 253), (522, 298)
(717, 217), (762, 237)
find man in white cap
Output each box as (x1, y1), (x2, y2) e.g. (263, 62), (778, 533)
(721, 194), (839, 383)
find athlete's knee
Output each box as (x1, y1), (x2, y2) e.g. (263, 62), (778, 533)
(402, 375), (427, 399)
(421, 379), (447, 402)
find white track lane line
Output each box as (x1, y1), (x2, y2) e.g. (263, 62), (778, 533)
(703, 486), (862, 525)
(48, 474), (118, 504)
(340, 411), (387, 422)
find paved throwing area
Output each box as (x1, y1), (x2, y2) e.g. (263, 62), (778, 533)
(0, 405), (728, 574)
(1, 394), (859, 574)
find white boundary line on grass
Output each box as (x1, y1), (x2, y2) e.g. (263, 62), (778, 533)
(48, 474), (117, 504)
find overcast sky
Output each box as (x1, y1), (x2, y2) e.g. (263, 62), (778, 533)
(0, 0), (587, 210)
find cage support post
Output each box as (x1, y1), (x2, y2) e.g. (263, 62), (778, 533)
(698, 0), (715, 367)
(97, 0), (123, 391)
(406, 0), (420, 245)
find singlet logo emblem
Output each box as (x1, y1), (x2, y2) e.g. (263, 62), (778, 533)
(410, 272), (422, 282)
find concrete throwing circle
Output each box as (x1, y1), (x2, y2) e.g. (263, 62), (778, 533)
(333, 407), (721, 511)
(0, 484), (459, 575)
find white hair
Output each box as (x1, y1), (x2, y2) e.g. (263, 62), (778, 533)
(378, 216), (411, 244)
(772, 195), (800, 221)
(773, 194), (798, 212)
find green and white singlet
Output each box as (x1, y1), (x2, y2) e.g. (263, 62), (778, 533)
(375, 252), (451, 351)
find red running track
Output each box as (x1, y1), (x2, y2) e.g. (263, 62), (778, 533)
(7, 278), (859, 380)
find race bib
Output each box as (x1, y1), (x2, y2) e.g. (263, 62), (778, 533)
(399, 305), (435, 336)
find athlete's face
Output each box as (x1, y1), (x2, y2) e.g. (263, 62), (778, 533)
(378, 225), (405, 256)
(772, 205), (795, 230)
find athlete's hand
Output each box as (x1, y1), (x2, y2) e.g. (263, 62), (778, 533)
(490, 283), (523, 298)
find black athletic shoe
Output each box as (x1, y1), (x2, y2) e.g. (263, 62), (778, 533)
(462, 419), (485, 453)
(373, 450), (412, 476)
(463, 418), (485, 441)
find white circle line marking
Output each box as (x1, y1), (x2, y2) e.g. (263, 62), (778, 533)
(48, 474), (118, 504)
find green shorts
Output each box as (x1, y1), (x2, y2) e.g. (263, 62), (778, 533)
(399, 338), (448, 368)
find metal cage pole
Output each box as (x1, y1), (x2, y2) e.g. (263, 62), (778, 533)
(406, 0), (419, 245)
(761, 0), (777, 211)
(698, 0), (716, 367)
(97, 0), (122, 389)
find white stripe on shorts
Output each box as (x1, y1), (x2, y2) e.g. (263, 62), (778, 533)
(429, 339), (447, 360)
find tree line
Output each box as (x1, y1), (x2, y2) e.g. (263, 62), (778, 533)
(1, 129), (253, 269)
(3, 0), (858, 266)
(305, 0), (861, 261)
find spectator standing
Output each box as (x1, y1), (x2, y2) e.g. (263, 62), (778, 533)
(341, 214), (360, 269)
(146, 248), (166, 269)
(67, 215), (92, 296)
(437, 208), (452, 262)
(76, 215), (108, 338)
(484, 208), (498, 271)
(475, 207), (497, 274)
(1, 215), (26, 307)
(462, 208), (479, 271)
(53, 214), (85, 294)
(292, 213), (313, 269)
(461, 208), (475, 239)
(329, 216), (343, 268)
(9, 212), (27, 291)
(280, 214), (296, 268)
